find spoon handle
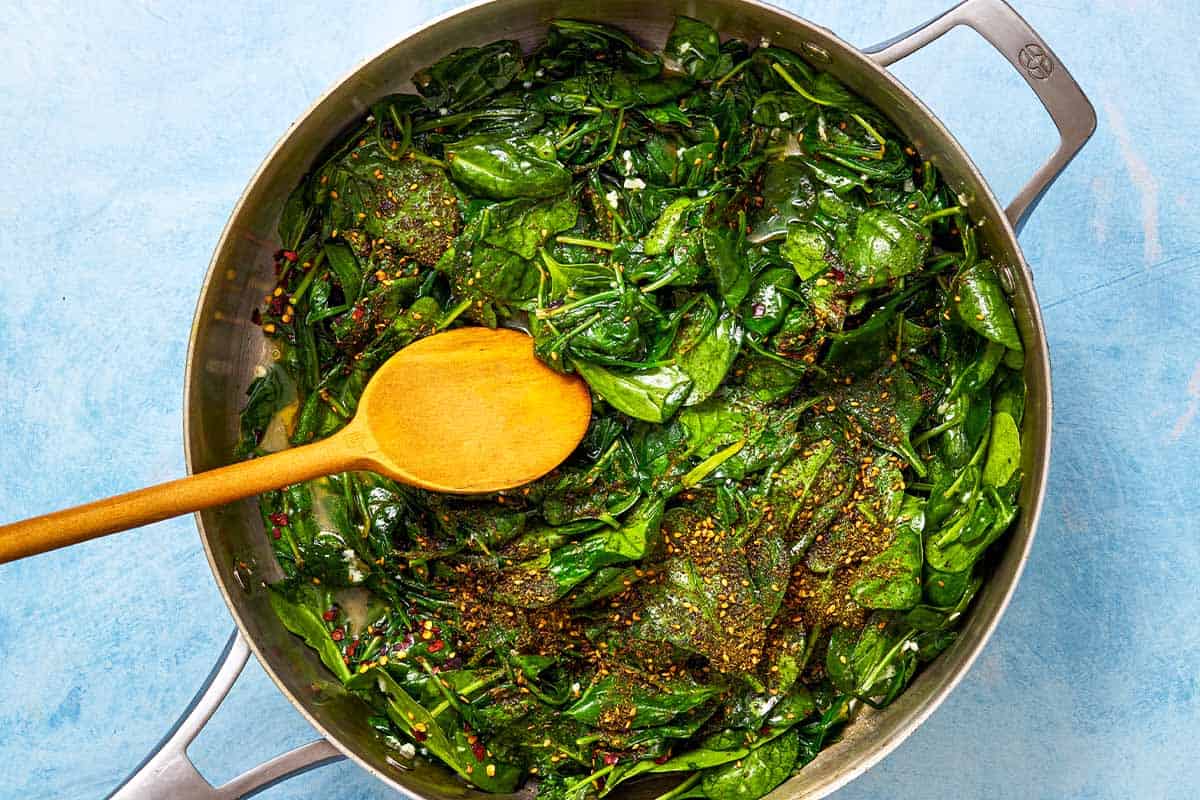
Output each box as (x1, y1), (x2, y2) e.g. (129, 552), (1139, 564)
(0, 427), (371, 564)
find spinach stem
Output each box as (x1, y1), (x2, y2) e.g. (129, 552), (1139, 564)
(407, 151), (447, 169)
(563, 763), (616, 795)
(848, 112), (887, 160)
(556, 235), (616, 251)
(604, 108), (626, 162)
(683, 438), (745, 489)
(858, 630), (915, 698)
(419, 657), (472, 718)
(412, 108), (527, 133)
(744, 336), (809, 373)
(912, 415), (962, 446)
(556, 121), (589, 149)
(798, 622), (823, 672)
(358, 635), (383, 663)
(555, 312), (603, 347)
(429, 670), (503, 719)
(919, 205), (963, 225)
(290, 251), (325, 303)
(772, 62), (834, 106)
(654, 772), (702, 800)
(639, 269), (678, 293)
(319, 389), (352, 420)
(378, 106), (413, 161)
(714, 57), (753, 88)
(535, 290), (619, 319)
(438, 296), (473, 329)
(554, 121), (579, 149)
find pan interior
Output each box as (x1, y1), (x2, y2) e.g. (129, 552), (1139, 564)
(185, 2), (1048, 797)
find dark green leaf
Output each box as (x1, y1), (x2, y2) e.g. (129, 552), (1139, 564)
(674, 301), (744, 405)
(445, 135), (572, 199)
(952, 260), (1022, 351)
(780, 224), (832, 281)
(665, 16), (725, 81)
(841, 209), (930, 287)
(982, 411), (1021, 487)
(324, 242), (363, 304)
(644, 197), (698, 255)
(703, 226), (750, 308)
(851, 495), (924, 609)
(574, 361), (694, 423)
(565, 672), (720, 729)
(743, 267), (796, 335)
(268, 586), (352, 683)
(413, 40), (522, 109)
(700, 730), (800, 800)
(480, 196), (579, 258)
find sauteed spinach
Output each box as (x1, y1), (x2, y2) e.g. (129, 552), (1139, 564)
(239, 17), (1026, 800)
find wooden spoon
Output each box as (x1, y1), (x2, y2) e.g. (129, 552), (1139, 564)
(0, 327), (591, 563)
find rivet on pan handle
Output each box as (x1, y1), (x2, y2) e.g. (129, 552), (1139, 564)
(106, 630), (343, 800)
(865, 0), (1097, 232)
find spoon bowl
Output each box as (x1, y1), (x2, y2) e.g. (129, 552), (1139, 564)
(350, 326), (593, 492)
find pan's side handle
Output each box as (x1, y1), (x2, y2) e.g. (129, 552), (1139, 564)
(865, 0), (1096, 232)
(107, 630), (344, 800)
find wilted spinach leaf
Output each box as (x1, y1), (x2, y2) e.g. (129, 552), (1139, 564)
(413, 40), (522, 110)
(446, 135), (571, 199)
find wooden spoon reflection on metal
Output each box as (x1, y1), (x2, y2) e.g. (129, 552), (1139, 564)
(0, 327), (591, 563)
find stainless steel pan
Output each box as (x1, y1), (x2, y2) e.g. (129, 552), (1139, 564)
(108, 1), (1094, 797)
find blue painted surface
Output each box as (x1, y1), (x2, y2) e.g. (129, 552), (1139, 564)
(0, 1), (1196, 798)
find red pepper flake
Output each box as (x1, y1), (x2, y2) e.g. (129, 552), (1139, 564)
(282, 250), (298, 262)
(269, 512), (289, 526)
(331, 628), (345, 642)
(271, 527), (281, 540)
(654, 753), (672, 765)
(345, 639), (359, 657)
(471, 741), (486, 762)
(351, 306), (365, 321)
(322, 609), (337, 622)
(413, 729), (428, 742)
(603, 753), (619, 766)
(428, 639), (445, 653)
(830, 267), (846, 283)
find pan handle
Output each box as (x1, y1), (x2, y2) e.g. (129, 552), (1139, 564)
(865, 0), (1096, 232)
(106, 630), (344, 800)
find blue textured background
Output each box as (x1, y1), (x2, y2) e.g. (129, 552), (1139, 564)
(1, 1), (1197, 798)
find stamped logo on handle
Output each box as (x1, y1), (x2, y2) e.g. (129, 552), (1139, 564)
(1018, 44), (1054, 80)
